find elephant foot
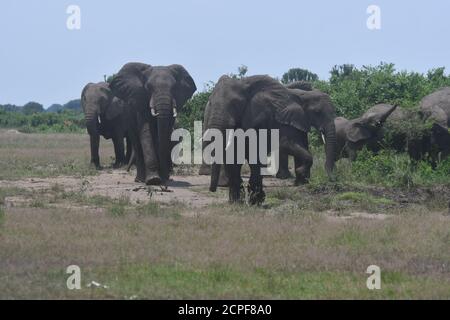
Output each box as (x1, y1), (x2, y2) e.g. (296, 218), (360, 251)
(276, 169), (293, 180)
(294, 176), (309, 186)
(113, 161), (126, 169)
(198, 164), (211, 175)
(90, 161), (102, 170)
(228, 185), (245, 204)
(145, 172), (162, 186)
(295, 167), (310, 186)
(248, 185), (265, 206)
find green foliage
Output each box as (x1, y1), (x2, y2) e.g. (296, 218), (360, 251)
(177, 85), (213, 134)
(351, 148), (450, 188)
(22, 102), (44, 115)
(282, 68), (319, 84)
(383, 109), (433, 152)
(318, 62), (450, 119)
(0, 109), (85, 133)
(228, 65), (248, 79)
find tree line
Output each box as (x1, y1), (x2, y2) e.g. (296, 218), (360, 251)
(3, 62), (450, 134)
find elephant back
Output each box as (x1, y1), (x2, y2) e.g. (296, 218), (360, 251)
(420, 87), (450, 127)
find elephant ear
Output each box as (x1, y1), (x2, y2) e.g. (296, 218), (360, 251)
(169, 64), (197, 109)
(105, 97), (125, 121)
(346, 121), (372, 143)
(109, 62), (151, 103)
(277, 103), (311, 133)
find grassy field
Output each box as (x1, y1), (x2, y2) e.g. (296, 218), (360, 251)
(0, 130), (450, 299)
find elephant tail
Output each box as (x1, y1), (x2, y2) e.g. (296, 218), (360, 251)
(127, 148), (135, 172)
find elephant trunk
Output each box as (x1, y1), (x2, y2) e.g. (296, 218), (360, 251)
(379, 105), (398, 124)
(324, 122), (337, 179)
(84, 105), (99, 136)
(157, 117), (172, 183)
(150, 94), (176, 183)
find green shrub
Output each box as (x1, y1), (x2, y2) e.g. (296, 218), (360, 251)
(0, 109), (85, 133)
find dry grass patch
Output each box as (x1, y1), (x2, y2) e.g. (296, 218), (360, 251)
(0, 202), (449, 299)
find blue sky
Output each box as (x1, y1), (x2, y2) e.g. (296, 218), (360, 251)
(1, 0), (449, 107)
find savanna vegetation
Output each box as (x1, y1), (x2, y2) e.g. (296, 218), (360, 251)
(1, 63), (450, 299)
(0, 131), (449, 299)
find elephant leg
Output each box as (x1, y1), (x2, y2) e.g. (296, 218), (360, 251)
(200, 139), (229, 186)
(225, 164), (243, 203)
(248, 163), (265, 206)
(199, 138), (213, 175)
(281, 140), (312, 186)
(276, 151), (293, 179)
(139, 120), (161, 185)
(218, 165), (229, 187)
(125, 135), (132, 165)
(90, 134), (101, 170)
(133, 142), (146, 183)
(112, 136), (126, 168)
(127, 126), (145, 183)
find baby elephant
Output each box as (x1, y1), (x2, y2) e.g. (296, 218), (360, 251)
(336, 104), (398, 160)
(81, 82), (132, 169)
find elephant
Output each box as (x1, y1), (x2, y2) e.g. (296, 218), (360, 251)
(203, 75), (337, 204)
(334, 104), (398, 161)
(81, 82), (132, 169)
(418, 87), (450, 164)
(276, 81), (317, 180)
(109, 63), (197, 185)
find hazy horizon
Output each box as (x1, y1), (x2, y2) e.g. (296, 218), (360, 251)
(1, 0), (450, 107)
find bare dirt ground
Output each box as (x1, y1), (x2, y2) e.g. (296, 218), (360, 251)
(0, 171), (398, 221)
(0, 170), (225, 209)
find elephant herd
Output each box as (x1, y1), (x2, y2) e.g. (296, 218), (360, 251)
(81, 62), (450, 205)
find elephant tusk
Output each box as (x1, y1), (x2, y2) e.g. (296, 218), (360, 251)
(173, 108), (178, 118)
(321, 133), (326, 144)
(225, 130), (234, 151)
(151, 108), (159, 117)
(98, 115), (102, 124)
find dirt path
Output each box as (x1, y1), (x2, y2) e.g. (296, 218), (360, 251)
(0, 170), (232, 208)
(1, 170), (417, 221)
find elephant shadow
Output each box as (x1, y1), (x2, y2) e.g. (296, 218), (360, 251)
(166, 180), (192, 188)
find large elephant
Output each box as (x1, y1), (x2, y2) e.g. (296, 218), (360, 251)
(203, 75), (337, 204)
(109, 63), (196, 185)
(418, 87), (450, 164)
(81, 82), (132, 169)
(334, 104), (398, 161)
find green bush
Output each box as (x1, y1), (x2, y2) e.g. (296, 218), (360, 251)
(315, 62), (450, 119)
(351, 148), (450, 187)
(0, 109), (85, 133)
